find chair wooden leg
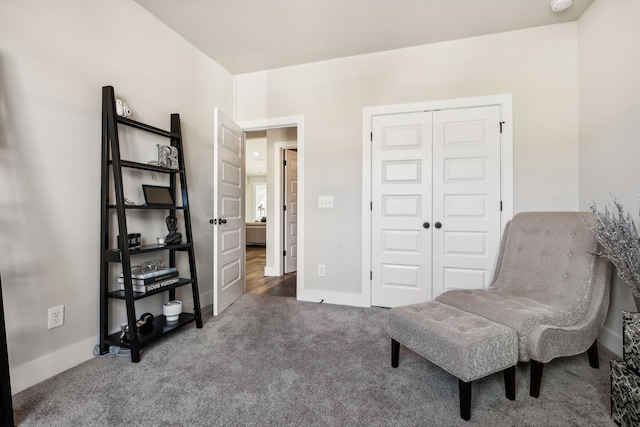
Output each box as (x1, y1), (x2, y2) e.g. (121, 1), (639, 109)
(530, 360), (544, 398)
(458, 379), (472, 421)
(391, 338), (400, 368)
(504, 366), (516, 400)
(587, 340), (599, 368)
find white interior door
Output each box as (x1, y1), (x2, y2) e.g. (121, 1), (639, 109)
(370, 106), (502, 307)
(371, 112), (433, 307)
(284, 149), (298, 274)
(431, 106), (502, 298)
(213, 108), (245, 316)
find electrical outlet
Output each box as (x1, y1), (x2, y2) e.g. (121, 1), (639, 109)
(318, 264), (326, 276)
(48, 305), (64, 329)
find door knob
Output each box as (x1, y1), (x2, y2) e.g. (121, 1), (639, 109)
(434, 222), (442, 229)
(219, 218), (227, 224)
(423, 222), (430, 229)
(209, 219), (215, 224)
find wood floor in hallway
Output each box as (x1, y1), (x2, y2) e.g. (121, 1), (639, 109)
(246, 246), (296, 297)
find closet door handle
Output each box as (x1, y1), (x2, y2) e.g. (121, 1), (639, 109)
(423, 222), (430, 229)
(434, 222), (442, 229)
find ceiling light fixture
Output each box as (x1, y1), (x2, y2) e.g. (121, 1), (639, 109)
(550, 0), (572, 12)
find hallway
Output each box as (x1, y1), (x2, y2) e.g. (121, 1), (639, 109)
(246, 246), (296, 297)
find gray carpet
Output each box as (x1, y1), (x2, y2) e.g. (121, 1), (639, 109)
(13, 294), (616, 426)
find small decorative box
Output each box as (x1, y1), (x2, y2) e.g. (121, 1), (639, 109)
(611, 360), (640, 426)
(623, 311), (640, 375)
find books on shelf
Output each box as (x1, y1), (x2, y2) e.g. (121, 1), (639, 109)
(119, 276), (180, 293)
(119, 267), (177, 280)
(117, 270), (178, 285)
(118, 267), (180, 293)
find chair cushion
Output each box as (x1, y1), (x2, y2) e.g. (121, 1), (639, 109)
(436, 211), (598, 361)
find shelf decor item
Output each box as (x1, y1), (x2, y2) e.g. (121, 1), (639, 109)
(99, 85), (202, 362)
(157, 144), (179, 169)
(115, 98), (131, 117)
(589, 197), (640, 310)
(165, 215), (182, 245)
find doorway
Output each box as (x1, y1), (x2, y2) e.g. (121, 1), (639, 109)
(244, 127), (299, 297)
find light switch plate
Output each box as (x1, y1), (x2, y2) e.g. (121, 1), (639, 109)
(318, 196), (334, 208)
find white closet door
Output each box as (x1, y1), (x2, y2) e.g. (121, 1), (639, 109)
(370, 105), (503, 307)
(371, 112), (433, 307)
(431, 106), (502, 298)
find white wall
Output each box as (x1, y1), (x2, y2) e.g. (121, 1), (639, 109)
(0, 0), (233, 392)
(578, 0), (640, 356)
(235, 23), (580, 300)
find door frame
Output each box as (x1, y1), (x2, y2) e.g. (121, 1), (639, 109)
(361, 94), (514, 306)
(238, 115), (305, 297)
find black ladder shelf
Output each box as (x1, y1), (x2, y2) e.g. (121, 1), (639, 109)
(0, 272), (14, 426)
(99, 85), (202, 362)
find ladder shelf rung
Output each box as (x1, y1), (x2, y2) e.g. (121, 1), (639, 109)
(110, 160), (184, 174)
(116, 116), (180, 139)
(108, 278), (195, 300)
(107, 205), (186, 210)
(105, 243), (192, 262)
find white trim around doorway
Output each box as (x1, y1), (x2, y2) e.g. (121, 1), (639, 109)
(238, 115), (305, 299)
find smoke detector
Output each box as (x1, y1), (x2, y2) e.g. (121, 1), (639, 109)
(550, 0), (572, 12)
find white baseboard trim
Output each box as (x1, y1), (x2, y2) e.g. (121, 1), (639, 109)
(10, 335), (98, 395)
(599, 325), (622, 358)
(264, 266), (277, 276)
(297, 288), (370, 307)
(9, 290), (212, 395)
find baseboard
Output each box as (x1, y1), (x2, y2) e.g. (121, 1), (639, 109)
(297, 287), (370, 307)
(599, 324), (622, 358)
(10, 335), (98, 395)
(10, 289), (212, 395)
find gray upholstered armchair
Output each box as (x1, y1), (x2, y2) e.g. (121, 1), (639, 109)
(435, 211), (613, 397)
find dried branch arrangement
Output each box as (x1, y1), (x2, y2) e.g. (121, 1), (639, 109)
(589, 198), (640, 297)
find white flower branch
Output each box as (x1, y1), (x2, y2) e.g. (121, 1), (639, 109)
(589, 198), (640, 297)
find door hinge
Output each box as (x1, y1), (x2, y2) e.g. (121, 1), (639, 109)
(370, 132), (373, 142)
(500, 201), (503, 211)
(283, 250), (287, 256)
(283, 160), (287, 166)
(370, 201), (373, 211)
(370, 271), (373, 280)
(284, 205), (287, 211)
(499, 121), (505, 133)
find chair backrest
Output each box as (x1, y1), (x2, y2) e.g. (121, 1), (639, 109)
(491, 211), (598, 320)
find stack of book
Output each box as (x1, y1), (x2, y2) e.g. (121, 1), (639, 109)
(118, 267), (179, 293)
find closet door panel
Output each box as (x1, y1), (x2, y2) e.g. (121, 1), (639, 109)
(432, 106), (502, 298)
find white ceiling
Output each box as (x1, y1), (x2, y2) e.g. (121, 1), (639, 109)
(134, 0), (594, 74)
